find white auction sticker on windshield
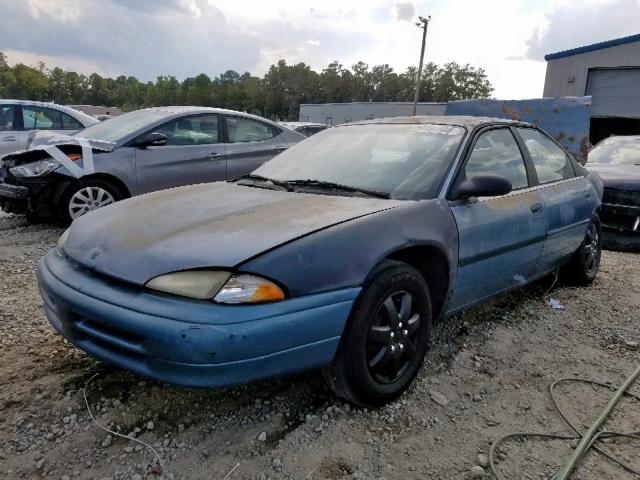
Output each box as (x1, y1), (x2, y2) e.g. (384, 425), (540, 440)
(409, 124), (461, 135)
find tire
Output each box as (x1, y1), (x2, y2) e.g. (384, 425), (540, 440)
(324, 260), (432, 407)
(58, 178), (124, 224)
(560, 214), (602, 285)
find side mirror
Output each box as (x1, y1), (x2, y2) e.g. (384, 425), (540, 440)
(136, 132), (167, 148)
(453, 174), (512, 200)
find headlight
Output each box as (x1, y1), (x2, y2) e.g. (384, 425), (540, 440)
(145, 270), (285, 303)
(146, 270), (232, 300)
(10, 159), (61, 177)
(57, 227), (70, 252)
(213, 274), (285, 304)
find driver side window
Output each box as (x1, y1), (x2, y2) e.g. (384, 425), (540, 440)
(463, 128), (529, 191)
(152, 114), (220, 146)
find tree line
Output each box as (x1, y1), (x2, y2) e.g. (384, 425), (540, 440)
(0, 52), (493, 120)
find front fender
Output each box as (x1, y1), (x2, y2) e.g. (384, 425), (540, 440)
(239, 199), (459, 299)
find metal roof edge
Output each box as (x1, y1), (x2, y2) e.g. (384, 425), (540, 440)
(545, 33), (640, 61)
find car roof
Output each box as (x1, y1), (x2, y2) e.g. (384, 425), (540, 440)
(126, 106), (283, 125)
(598, 135), (640, 143)
(0, 99), (97, 124)
(280, 122), (326, 128)
(349, 115), (533, 128)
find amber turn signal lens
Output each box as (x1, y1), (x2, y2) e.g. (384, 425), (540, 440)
(214, 274), (285, 304)
(251, 282), (286, 302)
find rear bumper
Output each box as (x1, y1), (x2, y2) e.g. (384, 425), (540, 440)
(37, 249), (359, 388)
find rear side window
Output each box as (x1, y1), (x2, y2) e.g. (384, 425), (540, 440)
(22, 106), (63, 130)
(152, 114), (220, 145)
(61, 113), (84, 130)
(226, 116), (276, 143)
(463, 128), (529, 190)
(517, 128), (574, 183)
(0, 106), (16, 131)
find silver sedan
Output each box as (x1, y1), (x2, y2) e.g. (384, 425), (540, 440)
(0, 107), (304, 222)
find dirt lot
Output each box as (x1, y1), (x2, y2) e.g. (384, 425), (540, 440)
(0, 212), (639, 480)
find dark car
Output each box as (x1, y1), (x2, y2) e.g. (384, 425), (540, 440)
(0, 107), (303, 222)
(38, 116), (602, 407)
(587, 136), (640, 245)
(280, 122), (329, 137)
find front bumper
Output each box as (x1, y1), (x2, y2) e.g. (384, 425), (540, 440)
(0, 182), (29, 199)
(601, 188), (640, 234)
(37, 249), (359, 388)
(600, 203), (640, 233)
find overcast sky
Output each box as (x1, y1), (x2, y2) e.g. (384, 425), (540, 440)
(1, 0), (639, 99)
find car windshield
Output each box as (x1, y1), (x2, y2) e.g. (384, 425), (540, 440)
(75, 109), (170, 142)
(253, 123), (465, 199)
(588, 137), (640, 165)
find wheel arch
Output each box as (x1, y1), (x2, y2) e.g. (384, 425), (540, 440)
(59, 172), (132, 200)
(382, 244), (451, 322)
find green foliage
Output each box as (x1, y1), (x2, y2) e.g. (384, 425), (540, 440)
(0, 52), (494, 119)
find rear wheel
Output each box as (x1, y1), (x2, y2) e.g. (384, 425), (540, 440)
(59, 179), (123, 224)
(324, 260), (432, 407)
(560, 215), (602, 285)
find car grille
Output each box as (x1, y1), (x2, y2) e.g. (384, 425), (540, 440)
(602, 188), (640, 207)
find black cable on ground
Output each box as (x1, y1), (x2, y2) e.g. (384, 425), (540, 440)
(488, 373), (640, 479)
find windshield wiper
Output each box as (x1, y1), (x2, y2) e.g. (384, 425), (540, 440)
(285, 179), (390, 199)
(234, 174), (292, 191)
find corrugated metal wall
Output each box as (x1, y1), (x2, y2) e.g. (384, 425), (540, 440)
(587, 68), (640, 118)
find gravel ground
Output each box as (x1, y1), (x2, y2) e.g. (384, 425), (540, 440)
(0, 212), (639, 480)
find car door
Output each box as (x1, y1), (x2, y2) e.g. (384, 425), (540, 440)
(514, 127), (595, 274)
(134, 114), (226, 194)
(0, 105), (20, 155)
(223, 115), (289, 180)
(448, 127), (546, 310)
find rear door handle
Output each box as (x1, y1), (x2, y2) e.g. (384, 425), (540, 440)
(274, 145), (289, 151)
(530, 202), (544, 214)
(207, 152), (224, 159)
(0, 136), (16, 142)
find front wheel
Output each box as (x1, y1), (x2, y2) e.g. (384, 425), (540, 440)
(560, 214), (602, 285)
(59, 179), (123, 224)
(324, 260), (432, 407)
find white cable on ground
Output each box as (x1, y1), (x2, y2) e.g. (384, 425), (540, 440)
(221, 462), (240, 479)
(83, 372), (167, 478)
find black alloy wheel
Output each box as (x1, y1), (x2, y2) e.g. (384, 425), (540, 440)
(324, 260), (432, 407)
(560, 214), (602, 285)
(582, 222), (599, 275)
(367, 291), (421, 384)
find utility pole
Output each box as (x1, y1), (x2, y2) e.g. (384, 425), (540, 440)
(411, 15), (431, 116)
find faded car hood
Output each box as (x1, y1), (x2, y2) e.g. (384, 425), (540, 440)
(587, 163), (640, 191)
(62, 182), (401, 285)
(28, 131), (116, 151)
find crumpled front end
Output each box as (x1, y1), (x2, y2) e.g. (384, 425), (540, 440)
(0, 133), (114, 217)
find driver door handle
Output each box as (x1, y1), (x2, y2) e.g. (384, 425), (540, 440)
(207, 152), (224, 159)
(274, 145), (289, 151)
(0, 136), (17, 142)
